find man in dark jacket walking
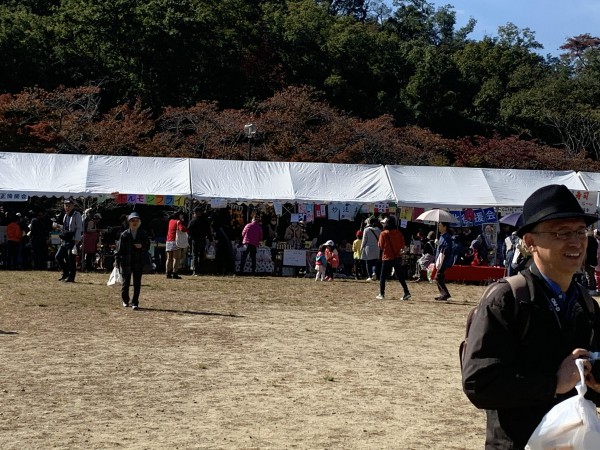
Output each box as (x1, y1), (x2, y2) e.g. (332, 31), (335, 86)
(462, 184), (600, 449)
(114, 212), (150, 310)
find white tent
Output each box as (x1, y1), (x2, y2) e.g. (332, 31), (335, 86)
(288, 162), (394, 204)
(0, 152), (595, 207)
(579, 172), (600, 192)
(86, 154), (191, 196)
(386, 165), (587, 209)
(189, 159), (396, 204)
(190, 159), (295, 202)
(0, 152), (90, 198)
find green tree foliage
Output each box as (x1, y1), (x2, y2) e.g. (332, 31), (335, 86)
(0, 1), (599, 164)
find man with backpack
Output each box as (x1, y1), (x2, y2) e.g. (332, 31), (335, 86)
(461, 184), (600, 449)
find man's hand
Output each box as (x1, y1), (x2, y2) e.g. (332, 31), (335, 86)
(556, 348), (591, 394)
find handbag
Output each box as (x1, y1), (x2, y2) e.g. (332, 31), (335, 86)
(107, 267), (123, 286)
(175, 229), (189, 249)
(526, 359), (600, 449)
(205, 242), (216, 260)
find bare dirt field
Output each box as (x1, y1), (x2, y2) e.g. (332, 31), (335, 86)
(0, 270), (490, 449)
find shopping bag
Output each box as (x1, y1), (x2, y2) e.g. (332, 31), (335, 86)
(175, 229), (189, 249)
(107, 267), (123, 286)
(205, 242), (216, 260)
(526, 359), (600, 449)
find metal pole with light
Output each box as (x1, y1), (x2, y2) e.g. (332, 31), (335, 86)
(244, 123), (257, 160)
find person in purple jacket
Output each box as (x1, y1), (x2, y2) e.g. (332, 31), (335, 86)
(239, 215), (263, 275)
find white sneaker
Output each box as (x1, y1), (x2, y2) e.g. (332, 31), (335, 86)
(371, 273), (377, 281)
(366, 277), (372, 281)
(131, 305), (139, 310)
(376, 294), (384, 300)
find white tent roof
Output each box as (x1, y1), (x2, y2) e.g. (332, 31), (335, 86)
(386, 165), (587, 209)
(0, 152), (90, 197)
(190, 159), (295, 202)
(287, 162), (395, 203)
(86, 154), (191, 196)
(578, 172), (600, 192)
(386, 166), (494, 208)
(482, 168), (585, 207)
(0, 152), (594, 207)
(189, 159), (395, 204)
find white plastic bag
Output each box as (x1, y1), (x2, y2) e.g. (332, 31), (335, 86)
(175, 229), (189, 249)
(526, 359), (600, 449)
(107, 267), (123, 286)
(205, 242), (216, 260)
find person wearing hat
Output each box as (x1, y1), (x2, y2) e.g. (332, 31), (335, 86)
(323, 240), (339, 281)
(461, 184), (600, 449)
(361, 216), (382, 281)
(114, 212), (150, 310)
(54, 199), (83, 282)
(375, 216), (411, 300)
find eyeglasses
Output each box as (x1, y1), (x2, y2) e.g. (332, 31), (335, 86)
(531, 229), (588, 240)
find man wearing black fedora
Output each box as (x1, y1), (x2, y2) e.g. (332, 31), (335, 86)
(461, 184), (600, 449)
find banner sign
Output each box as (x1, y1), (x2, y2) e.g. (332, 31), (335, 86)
(0, 192), (28, 202)
(571, 190), (598, 214)
(116, 194), (186, 207)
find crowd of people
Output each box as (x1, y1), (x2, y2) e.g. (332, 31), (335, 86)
(4, 196), (600, 306)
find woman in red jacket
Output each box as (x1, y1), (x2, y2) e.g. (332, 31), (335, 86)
(376, 217), (411, 301)
(165, 211), (189, 279)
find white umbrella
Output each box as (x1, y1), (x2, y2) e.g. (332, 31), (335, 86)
(416, 209), (459, 224)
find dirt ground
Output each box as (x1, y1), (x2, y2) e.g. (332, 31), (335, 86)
(0, 270), (490, 449)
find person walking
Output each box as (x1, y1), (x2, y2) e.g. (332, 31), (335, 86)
(114, 212), (150, 310)
(165, 211), (188, 279)
(239, 215), (263, 275)
(54, 199), (83, 282)
(433, 222), (453, 301)
(361, 217), (381, 281)
(461, 184), (600, 449)
(375, 217), (411, 300)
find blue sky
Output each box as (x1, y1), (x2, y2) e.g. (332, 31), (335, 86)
(427, 0), (600, 55)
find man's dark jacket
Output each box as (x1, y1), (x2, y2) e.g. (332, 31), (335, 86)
(462, 264), (600, 449)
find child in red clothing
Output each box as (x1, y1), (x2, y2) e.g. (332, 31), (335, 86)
(314, 244), (327, 281)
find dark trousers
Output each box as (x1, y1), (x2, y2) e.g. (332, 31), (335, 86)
(6, 240), (21, 269)
(379, 258), (410, 296)
(56, 242), (77, 280)
(239, 244), (257, 274)
(192, 239), (206, 274)
(121, 270), (142, 306)
(32, 238), (48, 270)
(436, 268), (451, 298)
(354, 258), (365, 279)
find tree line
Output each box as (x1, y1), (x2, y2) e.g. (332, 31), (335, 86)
(1, 0), (599, 168)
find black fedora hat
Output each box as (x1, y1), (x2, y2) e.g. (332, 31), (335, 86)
(517, 184), (598, 237)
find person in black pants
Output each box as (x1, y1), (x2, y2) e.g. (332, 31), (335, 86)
(187, 207), (214, 275)
(114, 212), (150, 310)
(54, 199), (83, 282)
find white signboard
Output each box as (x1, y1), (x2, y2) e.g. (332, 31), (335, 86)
(283, 249), (306, 267)
(571, 190), (599, 214)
